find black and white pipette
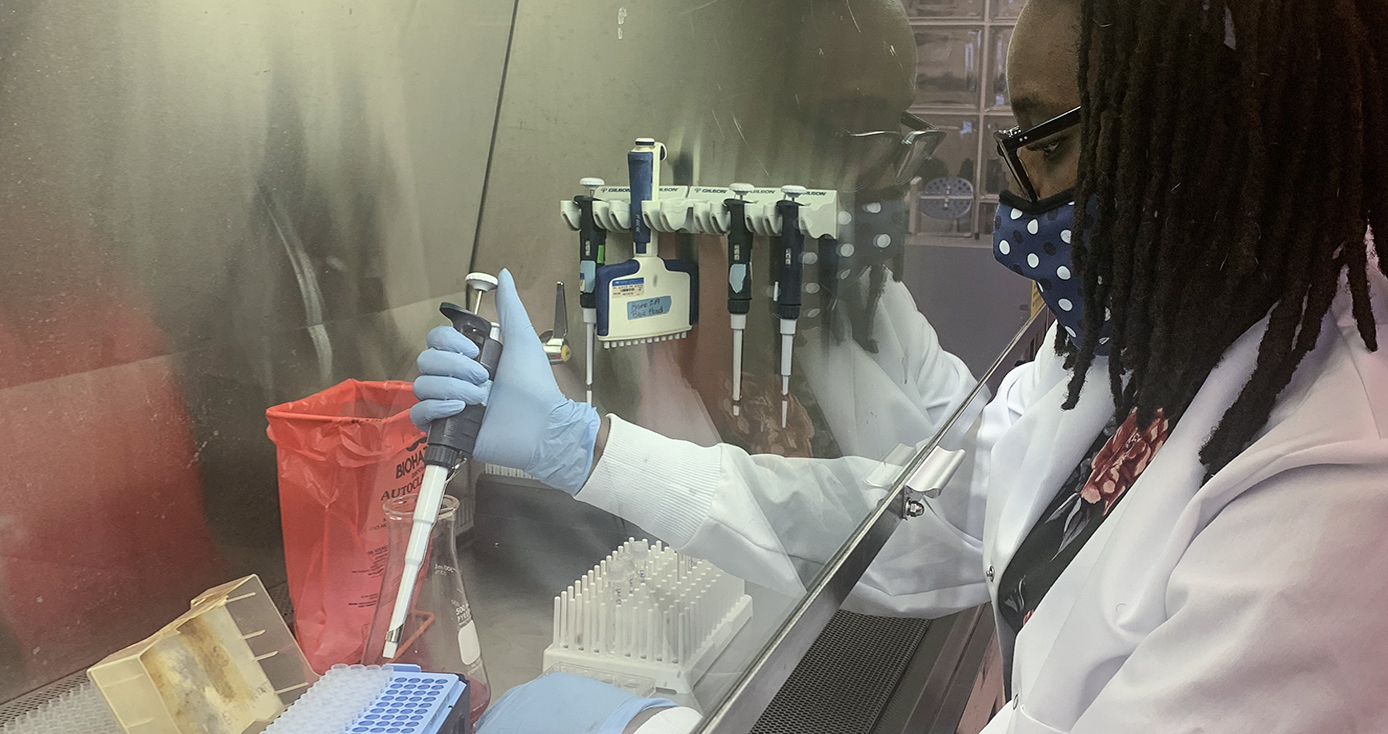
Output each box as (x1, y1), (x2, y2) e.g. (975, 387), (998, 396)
(382, 273), (502, 660)
(575, 177), (606, 404)
(775, 186), (807, 428)
(723, 183), (755, 417)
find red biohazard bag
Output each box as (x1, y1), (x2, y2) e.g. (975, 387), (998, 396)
(265, 379), (426, 672)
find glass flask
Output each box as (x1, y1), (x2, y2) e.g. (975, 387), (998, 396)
(364, 494), (490, 724)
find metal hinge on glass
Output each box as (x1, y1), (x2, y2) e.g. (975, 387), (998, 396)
(901, 446), (967, 518)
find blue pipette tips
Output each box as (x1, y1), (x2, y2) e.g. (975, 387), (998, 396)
(264, 664), (467, 734)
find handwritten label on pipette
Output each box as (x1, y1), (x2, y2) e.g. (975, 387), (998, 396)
(628, 296), (672, 320)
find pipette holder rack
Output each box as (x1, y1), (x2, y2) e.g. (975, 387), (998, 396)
(542, 539), (753, 694)
(561, 186), (841, 240)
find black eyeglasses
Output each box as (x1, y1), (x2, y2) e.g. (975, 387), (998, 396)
(839, 112), (948, 191)
(994, 107), (1082, 203)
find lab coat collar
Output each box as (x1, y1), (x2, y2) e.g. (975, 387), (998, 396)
(987, 356), (1117, 573)
(1011, 311), (1271, 724)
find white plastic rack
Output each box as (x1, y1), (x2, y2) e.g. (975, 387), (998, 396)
(542, 539), (753, 694)
(561, 185), (841, 240)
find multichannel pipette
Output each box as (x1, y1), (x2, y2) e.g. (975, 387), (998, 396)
(774, 186), (807, 428)
(723, 183), (756, 417)
(382, 273), (502, 660)
(595, 138), (697, 347)
(574, 177), (606, 403)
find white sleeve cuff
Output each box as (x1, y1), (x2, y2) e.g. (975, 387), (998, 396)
(575, 415), (721, 548)
(632, 706), (703, 734)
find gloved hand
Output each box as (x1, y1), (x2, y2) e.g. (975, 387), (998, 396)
(476, 673), (678, 734)
(410, 269), (600, 494)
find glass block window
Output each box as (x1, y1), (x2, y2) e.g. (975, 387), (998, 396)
(903, 0), (1018, 241)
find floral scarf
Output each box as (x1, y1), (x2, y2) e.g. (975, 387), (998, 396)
(998, 408), (1172, 633)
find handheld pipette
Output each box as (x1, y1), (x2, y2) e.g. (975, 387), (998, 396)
(629, 140), (659, 258)
(723, 183), (756, 417)
(775, 186), (807, 428)
(574, 177), (606, 403)
(382, 273), (502, 660)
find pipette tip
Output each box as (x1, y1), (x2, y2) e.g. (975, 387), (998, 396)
(733, 403), (740, 417)
(781, 400), (788, 428)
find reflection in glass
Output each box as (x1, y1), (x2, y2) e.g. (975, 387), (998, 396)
(0, 0), (513, 700)
(903, 0), (985, 20)
(992, 0), (1028, 20)
(988, 26), (1015, 109)
(909, 115), (980, 234)
(912, 26), (984, 107)
(0, 0), (1035, 723)
(985, 117), (1020, 195)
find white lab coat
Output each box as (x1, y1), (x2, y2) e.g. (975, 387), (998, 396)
(579, 269), (1388, 733)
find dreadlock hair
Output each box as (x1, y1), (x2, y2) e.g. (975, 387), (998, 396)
(1061, 0), (1388, 476)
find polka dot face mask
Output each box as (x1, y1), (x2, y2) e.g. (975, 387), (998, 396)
(994, 190), (1110, 354)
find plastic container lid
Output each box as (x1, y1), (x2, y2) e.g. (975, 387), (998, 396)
(88, 575), (317, 734)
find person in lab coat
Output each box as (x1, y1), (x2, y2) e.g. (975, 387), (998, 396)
(416, 0), (1388, 731)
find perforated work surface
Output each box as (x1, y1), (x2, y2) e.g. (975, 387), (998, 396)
(0, 671), (89, 725)
(749, 611), (929, 734)
(268, 579), (296, 624)
(0, 673), (122, 734)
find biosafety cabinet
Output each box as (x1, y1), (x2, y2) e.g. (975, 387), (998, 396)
(0, 0), (1039, 731)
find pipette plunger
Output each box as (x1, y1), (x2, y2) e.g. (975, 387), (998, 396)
(466, 272), (498, 314)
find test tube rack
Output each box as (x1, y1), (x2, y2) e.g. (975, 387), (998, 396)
(543, 539), (753, 694)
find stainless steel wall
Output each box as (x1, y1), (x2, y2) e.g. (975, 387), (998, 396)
(475, 0), (924, 444)
(0, 0), (514, 697)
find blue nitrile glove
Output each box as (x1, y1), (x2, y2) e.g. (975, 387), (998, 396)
(410, 269), (600, 494)
(476, 673), (676, 734)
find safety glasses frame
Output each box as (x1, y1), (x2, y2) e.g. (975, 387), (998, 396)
(994, 106), (1082, 203)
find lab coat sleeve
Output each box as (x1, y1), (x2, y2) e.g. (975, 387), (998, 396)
(843, 341), (1051, 617)
(581, 281), (1061, 616)
(1066, 461), (1388, 733)
(580, 350), (1051, 616)
(580, 414), (888, 597)
(797, 279), (981, 456)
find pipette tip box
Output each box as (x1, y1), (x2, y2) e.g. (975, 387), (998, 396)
(88, 575), (317, 734)
(264, 664), (469, 734)
(543, 539), (752, 694)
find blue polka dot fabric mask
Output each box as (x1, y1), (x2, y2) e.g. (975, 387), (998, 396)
(994, 190), (1110, 354)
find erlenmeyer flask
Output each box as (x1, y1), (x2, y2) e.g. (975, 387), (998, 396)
(364, 493), (491, 724)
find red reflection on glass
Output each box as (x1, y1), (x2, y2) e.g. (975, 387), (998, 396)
(0, 210), (226, 696)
